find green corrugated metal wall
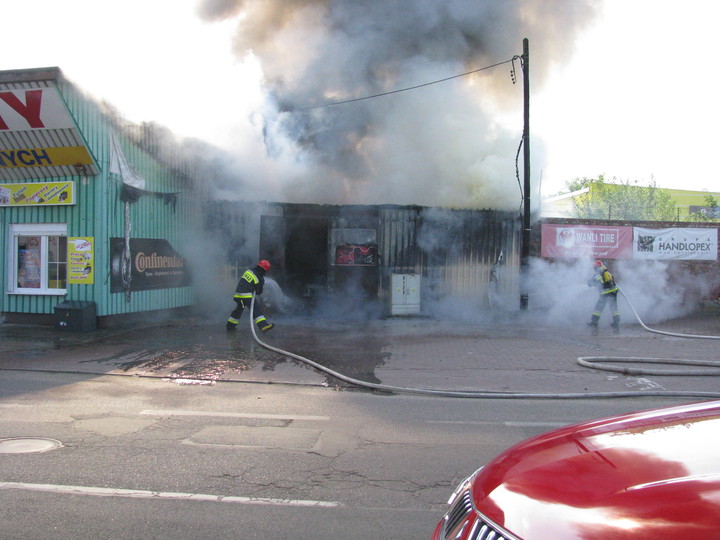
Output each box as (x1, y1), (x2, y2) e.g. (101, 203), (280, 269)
(2, 72), (200, 319)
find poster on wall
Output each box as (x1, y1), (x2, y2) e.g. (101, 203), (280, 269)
(68, 237), (94, 284)
(335, 244), (377, 266)
(109, 238), (191, 292)
(634, 227), (718, 260)
(541, 224), (633, 259)
(17, 246), (41, 288)
(0, 181), (74, 206)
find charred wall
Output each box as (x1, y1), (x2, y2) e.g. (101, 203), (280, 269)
(206, 201), (521, 315)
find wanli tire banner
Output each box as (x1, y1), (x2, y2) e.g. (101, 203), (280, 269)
(541, 224), (633, 259)
(634, 227), (718, 260)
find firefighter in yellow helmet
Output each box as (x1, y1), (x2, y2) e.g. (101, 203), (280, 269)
(226, 260), (274, 333)
(587, 259), (620, 331)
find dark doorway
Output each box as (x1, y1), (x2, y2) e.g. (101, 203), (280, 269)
(284, 216), (328, 301)
(259, 215), (285, 280)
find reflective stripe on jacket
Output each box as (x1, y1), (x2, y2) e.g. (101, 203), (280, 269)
(234, 266), (265, 296)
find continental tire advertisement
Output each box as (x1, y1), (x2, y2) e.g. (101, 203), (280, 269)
(110, 238), (191, 292)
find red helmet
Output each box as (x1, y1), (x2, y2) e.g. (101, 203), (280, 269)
(258, 260), (271, 271)
(594, 259), (604, 268)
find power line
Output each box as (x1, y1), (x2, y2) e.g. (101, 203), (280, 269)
(292, 57), (519, 111)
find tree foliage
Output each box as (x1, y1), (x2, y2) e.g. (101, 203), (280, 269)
(693, 194), (720, 222)
(569, 175), (676, 221)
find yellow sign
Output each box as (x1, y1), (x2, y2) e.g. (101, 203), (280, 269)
(68, 237), (94, 285)
(0, 181), (74, 206)
(0, 146), (93, 168)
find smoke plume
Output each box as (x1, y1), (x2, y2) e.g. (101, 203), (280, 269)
(199, 0), (600, 208)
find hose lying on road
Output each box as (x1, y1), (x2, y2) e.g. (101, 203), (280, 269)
(619, 288), (720, 340)
(249, 295), (720, 400)
(576, 287), (720, 379)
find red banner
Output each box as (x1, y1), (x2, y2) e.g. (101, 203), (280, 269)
(541, 224), (633, 259)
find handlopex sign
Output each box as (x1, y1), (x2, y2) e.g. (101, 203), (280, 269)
(634, 227), (718, 260)
(542, 223), (718, 261)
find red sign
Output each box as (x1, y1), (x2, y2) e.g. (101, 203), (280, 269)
(541, 224), (633, 259)
(335, 244), (377, 266)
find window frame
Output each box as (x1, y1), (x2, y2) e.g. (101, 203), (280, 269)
(7, 223), (68, 295)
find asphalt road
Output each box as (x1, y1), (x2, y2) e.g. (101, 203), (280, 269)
(1, 308), (719, 538)
(0, 367), (694, 540)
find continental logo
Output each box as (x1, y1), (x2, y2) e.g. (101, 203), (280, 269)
(135, 252), (185, 272)
(0, 146), (93, 168)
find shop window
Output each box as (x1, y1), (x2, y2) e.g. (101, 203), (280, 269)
(8, 223), (67, 295)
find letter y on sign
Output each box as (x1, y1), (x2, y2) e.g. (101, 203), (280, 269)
(0, 90), (45, 130)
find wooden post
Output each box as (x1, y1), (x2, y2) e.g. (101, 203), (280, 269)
(520, 38), (531, 310)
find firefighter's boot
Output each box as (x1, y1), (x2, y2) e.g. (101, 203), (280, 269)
(226, 318), (239, 332)
(587, 313), (600, 328)
(255, 316), (274, 333)
(611, 313), (620, 333)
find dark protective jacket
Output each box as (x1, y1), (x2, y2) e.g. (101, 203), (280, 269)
(589, 266), (618, 295)
(234, 265), (266, 300)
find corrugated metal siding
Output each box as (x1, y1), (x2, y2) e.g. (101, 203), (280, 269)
(0, 179), (89, 314)
(2, 72), (199, 318)
(98, 132), (198, 317)
(379, 207), (420, 273)
(56, 74), (199, 318)
(380, 207), (521, 308)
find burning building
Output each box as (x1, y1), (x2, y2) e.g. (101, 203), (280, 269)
(1, 2), (604, 326)
(206, 200), (521, 318)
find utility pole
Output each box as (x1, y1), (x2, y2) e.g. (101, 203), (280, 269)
(520, 37), (531, 310)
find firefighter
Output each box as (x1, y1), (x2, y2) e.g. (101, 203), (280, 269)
(587, 259), (620, 331)
(226, 260), (274, 333)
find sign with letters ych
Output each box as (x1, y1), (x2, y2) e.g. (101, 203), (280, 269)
(0, 87), (95, 176)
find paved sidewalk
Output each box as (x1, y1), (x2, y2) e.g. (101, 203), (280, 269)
(1, 306), (719, 397)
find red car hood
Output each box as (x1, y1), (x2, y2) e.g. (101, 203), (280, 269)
(472, 401), (720, 539)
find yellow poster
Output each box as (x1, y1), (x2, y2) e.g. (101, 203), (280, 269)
(0, 181), (74, 206)
(68, 237), (94, 284)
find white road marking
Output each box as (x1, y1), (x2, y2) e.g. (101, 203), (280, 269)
(140, 410), (330, 421)
(504, 421), (568, 427)
(427, 420), (568, 428)
(0, 481), (342, 508)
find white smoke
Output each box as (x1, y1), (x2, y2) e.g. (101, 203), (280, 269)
(198, 0), (600, 208)
(524, 257), (716, 328)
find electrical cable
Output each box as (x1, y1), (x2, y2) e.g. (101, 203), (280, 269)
(292, 58), (518, 111)
(249, 295), (720, 400)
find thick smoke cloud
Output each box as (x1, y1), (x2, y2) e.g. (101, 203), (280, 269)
(199, 0), (600, 208)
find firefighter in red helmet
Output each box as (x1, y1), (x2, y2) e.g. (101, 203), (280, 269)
(587, 259), (620, 331)
(226, 260), (274, 333)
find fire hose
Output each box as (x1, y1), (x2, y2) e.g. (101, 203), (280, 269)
(249, 293), (720, 399)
